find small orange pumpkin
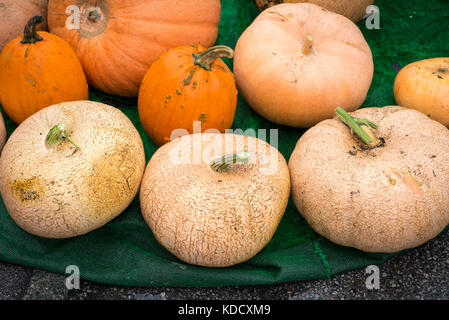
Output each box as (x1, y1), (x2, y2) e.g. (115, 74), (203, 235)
(0, 16), (88, 124)
(394, 58), (449, 127)
(138, 45), (238, 147)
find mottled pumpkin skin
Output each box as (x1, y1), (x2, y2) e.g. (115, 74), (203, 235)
(48, 0), (221, 97)
(0, 31), (88, 124)
(0, 0), (48, 51)
(138, 45), (238, 147)
(394, 58), (449, 127)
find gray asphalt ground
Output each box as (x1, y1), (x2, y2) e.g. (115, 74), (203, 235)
(0, 229), (447, 300)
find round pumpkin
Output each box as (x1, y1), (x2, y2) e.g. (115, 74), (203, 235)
(253, 0), (375, 22)
(47, 0), (222, 97)
(138, 45), (238, 147)
(0, 16), (88, 124)
(0, 100), (146, 238)
(140, 133), (290, 267)
(233, 3), (374, 128)
(289, 106), (449, 253)
(0, 0), (47, 51)
(394, 58), (449, 127)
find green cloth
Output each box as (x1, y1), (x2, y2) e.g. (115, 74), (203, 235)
(0, 0), (448, 287)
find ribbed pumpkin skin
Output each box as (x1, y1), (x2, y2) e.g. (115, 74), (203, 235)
(0, 31), (89, 124)
(138, 45), (238, 147)
(0, 0), (48, 51)
(47, 0), (222, 97)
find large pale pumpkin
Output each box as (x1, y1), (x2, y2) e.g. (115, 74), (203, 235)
(0, 16), (88, 124)
(48, 0), (221, 97)
(234, 3), (374, 128)
(253, 0), (375, 22)
(138, 45), (238, 147)
(140, 133), (290, 267)
(0, 0), (47, 51)
(289, 106), (449, 252)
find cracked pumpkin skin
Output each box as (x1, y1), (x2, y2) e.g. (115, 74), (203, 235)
(0, 101), (145, 238)
(234, 3), (373, 128)
(140, 133), (290, 267)
(394, 58), (449, 127)
(289, 106), (449, 253)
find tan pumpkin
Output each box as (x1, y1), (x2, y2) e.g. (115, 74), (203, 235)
(140, 133), (290, 267)
(234, 3), (374, 128)
(289, 106), (449, 253)
(0, 101), (146, 238)
(253, 0), (375, 22)
(47, 0), (222, 97)
(0, 0), (47, 51)
(394, 58), (449, 127)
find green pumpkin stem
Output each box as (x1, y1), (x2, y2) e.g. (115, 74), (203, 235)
(335, 107), (382, 149)
(21, 16), (44, 44)
(193, 45), (234, 71)
(46, 123), (80, 151)
(210, 150), (251, 173)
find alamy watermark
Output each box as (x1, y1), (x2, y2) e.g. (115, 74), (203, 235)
(65, 265), (80, 290)
(365, 265), (380, 290)
(365, 5), (380, 30)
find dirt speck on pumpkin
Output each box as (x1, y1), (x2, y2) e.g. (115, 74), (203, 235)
(10, 176), (45, 203)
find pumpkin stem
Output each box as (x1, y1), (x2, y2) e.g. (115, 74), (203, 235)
(335, 107), (382, 149)
(87, 8), (101, 23)
(21, 16), (44, 44)
(302, 35), (314, 56)
(46, 123), (80, 151)
(210, 150), (251, 173)
(193, 45), (234, 71)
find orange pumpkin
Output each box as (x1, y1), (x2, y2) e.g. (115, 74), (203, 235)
(0, 0), (48, 51)
(47, 0), (222, 97)
(0, 16), (88, 124)
(394, 58), (449, 127)
(138, 45), (238, 147)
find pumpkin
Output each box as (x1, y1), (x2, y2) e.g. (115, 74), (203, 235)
(233, 3), (374, 128)
(138, 45), (238, 147)
(253, 0), (375, 22)
(394, 58), (449, 127)
(0, 100), (146, 238)
(0, 16), (88, 124)
(47, 0), (222, 97)
(289, 106), (449, 253)
(140, 133), (290, 267)
(0, 0), (47, 51)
